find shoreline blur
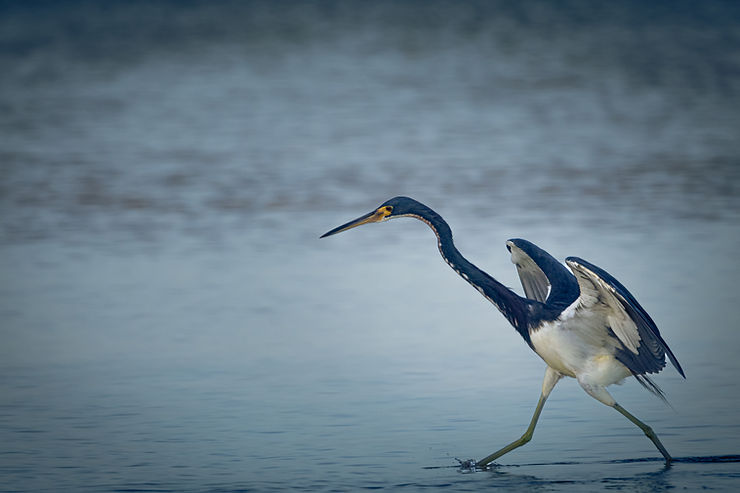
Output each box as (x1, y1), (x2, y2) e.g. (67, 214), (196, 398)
(1, 0), (738, 247)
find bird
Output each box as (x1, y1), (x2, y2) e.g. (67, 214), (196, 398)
(320, 196), (685, 467)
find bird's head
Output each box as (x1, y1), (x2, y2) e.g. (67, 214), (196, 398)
(320, 196), (422, 238)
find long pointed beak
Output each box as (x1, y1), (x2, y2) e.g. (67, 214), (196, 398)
(320, 210), (385, 238)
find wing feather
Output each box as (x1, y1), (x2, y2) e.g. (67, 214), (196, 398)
(565, 257), (685, 378)
(506, 239), (579, 308)
(507, 240), (550, 302)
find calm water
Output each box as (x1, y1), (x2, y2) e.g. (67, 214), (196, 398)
(1, 1), (740, 491)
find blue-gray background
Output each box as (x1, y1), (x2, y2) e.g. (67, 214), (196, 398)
(1, 1), (739, 491)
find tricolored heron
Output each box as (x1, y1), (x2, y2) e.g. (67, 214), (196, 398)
(321, 196), (685, 467)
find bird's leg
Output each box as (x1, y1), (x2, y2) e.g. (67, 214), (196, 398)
(475, 393), (546, 468)
(477, 367), (561, 468)
(580, 381), (673, 466)
(612, 403), (673, 465)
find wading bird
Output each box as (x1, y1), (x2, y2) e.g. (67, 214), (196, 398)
(320, 196), (685, 467)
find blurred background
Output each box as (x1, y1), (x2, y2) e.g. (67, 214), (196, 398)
(1, 1), (739, 491)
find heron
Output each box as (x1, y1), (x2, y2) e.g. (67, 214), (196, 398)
(320, 196), (685, 467)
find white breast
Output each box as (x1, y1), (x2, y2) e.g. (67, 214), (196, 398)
(530, 320), (582, 378)
(531, 313), (632, 386)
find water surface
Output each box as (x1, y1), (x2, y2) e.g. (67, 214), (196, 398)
(1, 1), (739, 491)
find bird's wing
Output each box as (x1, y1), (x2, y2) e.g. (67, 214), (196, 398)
(506, 239), (579, 307)
(565, 257), (685, 378)
(507, 239), (549, 302)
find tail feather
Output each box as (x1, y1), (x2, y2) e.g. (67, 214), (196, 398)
(634, 374), (669, 405)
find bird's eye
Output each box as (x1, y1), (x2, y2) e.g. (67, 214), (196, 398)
(384, 206), (393, 213)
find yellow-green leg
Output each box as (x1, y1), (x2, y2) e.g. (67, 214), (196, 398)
(477, 367), (561, 468)
(613, 402), (673, 465)
(476, 392), (547, 468)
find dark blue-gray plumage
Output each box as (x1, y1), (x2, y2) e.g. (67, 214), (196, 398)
(321, 196), (685, 467)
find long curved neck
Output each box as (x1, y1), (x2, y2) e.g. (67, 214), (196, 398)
(407, 204), (531, 342)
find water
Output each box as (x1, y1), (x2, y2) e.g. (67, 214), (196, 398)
(1, 1), (739, 491)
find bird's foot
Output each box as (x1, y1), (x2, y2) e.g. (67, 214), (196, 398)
(455, 458), (477, 471)
(455, 458), (493, 471)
